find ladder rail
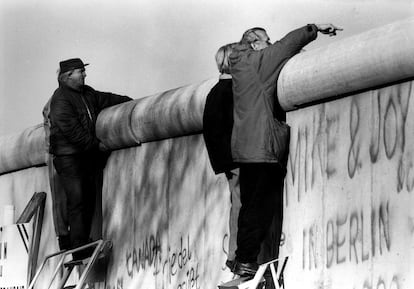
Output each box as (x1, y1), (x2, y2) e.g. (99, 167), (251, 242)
(264, 256), (288, 289)
(74, 240), (105, 289)
(269, 263), (278, 289)
(27, 240), (104, 289)
(27, 249), (68, 289)
(46, 254), (68, 289)
(55, 266), (75, 289)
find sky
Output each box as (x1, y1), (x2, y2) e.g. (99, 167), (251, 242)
(0, 0), (413, 137)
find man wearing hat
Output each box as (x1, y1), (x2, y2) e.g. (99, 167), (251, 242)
(48, 58), (132, 259)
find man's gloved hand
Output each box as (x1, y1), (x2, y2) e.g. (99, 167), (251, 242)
(99, 141), (109, 151)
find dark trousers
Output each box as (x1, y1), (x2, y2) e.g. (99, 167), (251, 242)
(47, 155), (69, 237)
(236, 163), (285, 263)
(53, 151), (107, 253)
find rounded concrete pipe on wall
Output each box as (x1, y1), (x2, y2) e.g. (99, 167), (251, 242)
(96, 79), (217, 150)
(0, 124), (46, 175)
(278, 17), (414, 111)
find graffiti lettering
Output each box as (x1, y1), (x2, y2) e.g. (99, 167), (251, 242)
(288, 126), (303, 204)
(383, 97), (398, 158)
(302, 223), (317, 270)
(326, 201), (390, 268)
(397, 156), (414, 193)
(302, 201), (391, 270)
(176, 263), (200, 289)
(349, 211), (369, 264)
(326, 213), (347, 267)
(369, 83), (412, 163)
(370, 91), (381, 163)
(125, 234), (196, 287)
(125, 233), (162, 278)
(286, 105), (340, 205)
(326, 115), (339, 178)
(311, 106), (326, 191)
(162, 235), (193, 284)
(348, 98), (362, 178)
(360, 275), (399, 289)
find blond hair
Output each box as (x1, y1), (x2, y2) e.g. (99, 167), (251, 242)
(215, 42), (237, 74)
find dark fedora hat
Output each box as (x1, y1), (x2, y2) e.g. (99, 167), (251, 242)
(59, 58), (89, 74)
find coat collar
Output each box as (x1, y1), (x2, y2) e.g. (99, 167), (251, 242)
(59, 83), (86, 93)
(219, 73), (232, 80)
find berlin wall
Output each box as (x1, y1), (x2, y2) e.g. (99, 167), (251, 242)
(282, 81), (414, 289)
(0, 17), (414, 289)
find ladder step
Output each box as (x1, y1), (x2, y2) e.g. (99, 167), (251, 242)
(218, 277), (254, 289)
(64, 257), (91, 268)
(28, 240), (111, 289)
(63, 240), (112, 268)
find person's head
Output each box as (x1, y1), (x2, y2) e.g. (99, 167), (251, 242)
(57, 58), (89, 89)
(215, 42), (237, 74)
(241, 27), (271, 51)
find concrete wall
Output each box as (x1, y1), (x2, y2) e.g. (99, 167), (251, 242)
(102, 135), (233, 289)
(281, 80), (414, 289)
(0, 132), (235, 289)
(100, 79), (414, 289)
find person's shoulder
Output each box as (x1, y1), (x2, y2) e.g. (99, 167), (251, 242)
(230, 43), (251, 61)
(83, 84), (94, 90)
(51, 86), (72, 106)
(83, 85), (96, 93)
(51, 86), (65, 99)
(50, 87), (66, 110)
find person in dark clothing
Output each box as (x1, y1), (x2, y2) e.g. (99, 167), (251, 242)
(49, 58), (132, 259)
(230, 24), (341, 276)
(203, 43), (237, 176)
(203, 43), (240, 270)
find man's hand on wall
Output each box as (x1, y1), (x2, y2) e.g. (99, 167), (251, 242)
(99, 142), (109, 151)
(316, 24), (343, 36)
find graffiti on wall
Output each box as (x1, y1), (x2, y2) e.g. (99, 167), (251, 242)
(286, 82), (414, 206)
(284, 81), (414, 289)
(108, 234), (200, 289)
(286, 103), (340, 205)
(302, 201), (390, 270)
(359, 275), (399, 289)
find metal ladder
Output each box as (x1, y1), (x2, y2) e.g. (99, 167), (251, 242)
(27, 239), (111, 289)
(219, 256), (289, 289)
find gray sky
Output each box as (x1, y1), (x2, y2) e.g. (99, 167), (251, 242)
(1, 0), (413, 136)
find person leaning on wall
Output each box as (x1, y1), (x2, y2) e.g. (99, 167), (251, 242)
(229, 23), (342, 277)
(48, 58), (132, 260)
(202, 42), (240, 271)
